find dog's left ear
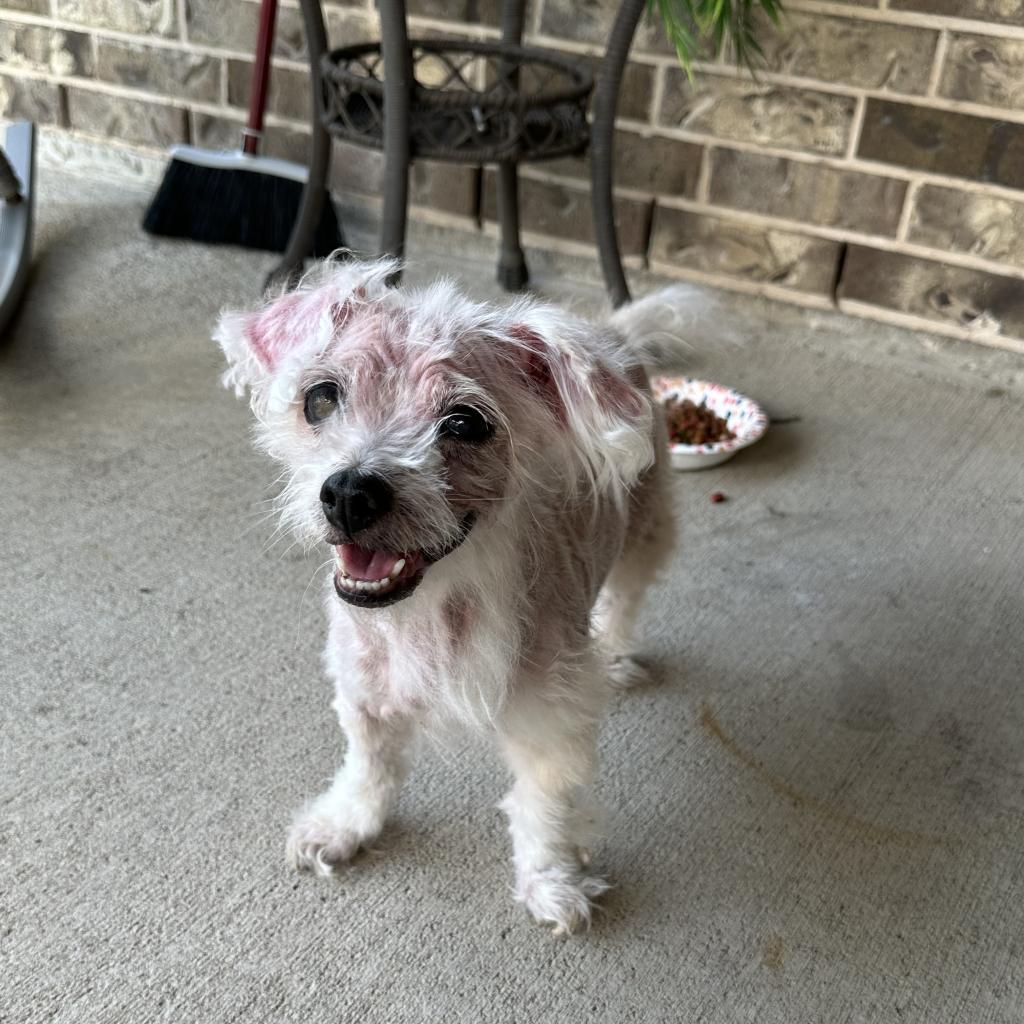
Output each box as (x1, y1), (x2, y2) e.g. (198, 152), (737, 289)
(509, 323), (655, 491)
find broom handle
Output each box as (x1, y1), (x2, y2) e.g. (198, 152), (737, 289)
(242, 0), (278, 155)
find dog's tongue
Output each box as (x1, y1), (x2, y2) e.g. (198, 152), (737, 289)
(337, 543), (404, 582)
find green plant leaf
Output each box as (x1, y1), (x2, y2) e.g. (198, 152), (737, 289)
(648, 0), (782, 75)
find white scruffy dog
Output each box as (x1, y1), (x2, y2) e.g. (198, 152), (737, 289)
(216, 258), (677, 933)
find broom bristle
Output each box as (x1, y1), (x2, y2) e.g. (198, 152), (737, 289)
(142, 156), (343, 256)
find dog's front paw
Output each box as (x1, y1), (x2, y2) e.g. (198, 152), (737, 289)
(286, 805), (380, 877)
(517, 866), (610, 935)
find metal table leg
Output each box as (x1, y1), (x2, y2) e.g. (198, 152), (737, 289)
(267, 0), (333, 290)
(591, 0), (645, 308)
(379, 0), (412, 286)
(495, 0), (528, 292)
(496, 166), (529, 291)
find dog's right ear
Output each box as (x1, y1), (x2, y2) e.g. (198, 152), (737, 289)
(214, 306), (269, 398)
(214, 292), (353, 399)
(214, 257), (400, 402)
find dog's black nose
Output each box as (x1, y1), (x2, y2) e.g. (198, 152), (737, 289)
(320, 469), (393, 536)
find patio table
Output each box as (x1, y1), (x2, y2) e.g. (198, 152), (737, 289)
(271, 0), (647, 306)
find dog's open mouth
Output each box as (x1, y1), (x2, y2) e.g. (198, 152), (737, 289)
(332, 514), (477, 609)
(333, 545), (426, 608)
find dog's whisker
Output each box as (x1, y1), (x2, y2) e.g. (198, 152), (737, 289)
(291, 558), (336, 650)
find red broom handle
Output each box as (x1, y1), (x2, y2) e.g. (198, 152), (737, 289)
(242, 0), (278, 155)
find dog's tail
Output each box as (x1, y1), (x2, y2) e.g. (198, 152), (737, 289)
(607, 286), (692, 370)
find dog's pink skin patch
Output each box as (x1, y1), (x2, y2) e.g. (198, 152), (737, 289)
(510, 324), (572, 426)
(246, 293), (351, 369)
(443, 594), (473, 655)
(327, 310), (410, 397)
(510, 325), (643, 426)
(329, 300), (353, 333)
(591, 364), (644, 418)
(245, 294), (306, 368)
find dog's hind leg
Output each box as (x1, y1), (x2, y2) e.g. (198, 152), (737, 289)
(286, 698), (414, 876)
(498, 673), (610, 934)
(594, 437), (675, 689)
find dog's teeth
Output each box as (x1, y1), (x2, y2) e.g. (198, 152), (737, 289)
(336, 559), (410, 599)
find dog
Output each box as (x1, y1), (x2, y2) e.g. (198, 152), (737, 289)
(215, 258), (678, 933)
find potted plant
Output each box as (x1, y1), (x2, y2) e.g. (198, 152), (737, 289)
(651, 0), (783, 74)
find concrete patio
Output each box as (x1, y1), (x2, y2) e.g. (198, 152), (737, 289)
(2, 161), (1023, 1023)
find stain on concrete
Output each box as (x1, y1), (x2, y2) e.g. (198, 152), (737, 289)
(761, 934), (785, 971)
(699, 702), (953, 849)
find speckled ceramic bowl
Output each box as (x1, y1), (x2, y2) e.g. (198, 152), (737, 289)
(653, 376), (768, 471)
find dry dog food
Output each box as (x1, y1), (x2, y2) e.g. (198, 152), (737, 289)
(664, 397), (736, 446)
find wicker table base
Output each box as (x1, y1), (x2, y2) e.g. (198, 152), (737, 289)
(271, 0), (646, 306)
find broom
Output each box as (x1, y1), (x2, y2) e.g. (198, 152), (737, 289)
(142, 0), (342, 255)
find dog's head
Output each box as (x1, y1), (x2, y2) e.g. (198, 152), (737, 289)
(216, 258), (653, 609)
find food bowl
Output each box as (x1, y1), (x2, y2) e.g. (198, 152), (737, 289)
(652, 376), (768, 471)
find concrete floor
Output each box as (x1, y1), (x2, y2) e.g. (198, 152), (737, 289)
(2, 164), (1024, 1024)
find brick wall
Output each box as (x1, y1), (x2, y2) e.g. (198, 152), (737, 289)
(3, 0), (1024, 352)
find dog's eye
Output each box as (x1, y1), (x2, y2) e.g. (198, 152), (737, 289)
(303, 382), (340, 425)
(440, 405), (492, 442)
